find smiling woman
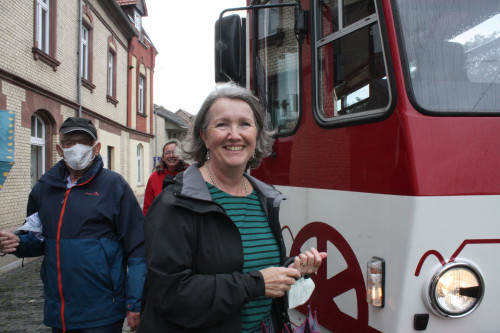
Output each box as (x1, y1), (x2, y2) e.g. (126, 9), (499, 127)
(138, 82), (327, 333)
(200, 98), (258, 194)
(142, 139), (188, 215)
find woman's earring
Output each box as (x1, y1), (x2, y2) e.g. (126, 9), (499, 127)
(252, 151), (256, 160)
(206, 150), (210, 161)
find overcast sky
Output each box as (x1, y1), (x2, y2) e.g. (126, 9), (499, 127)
(142, 0), (247, 115)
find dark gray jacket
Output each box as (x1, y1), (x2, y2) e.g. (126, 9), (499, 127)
(138, 164), (290, 332)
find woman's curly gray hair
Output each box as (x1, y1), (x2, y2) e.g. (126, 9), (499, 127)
(182, 82), (273, 169)
(155, 139), (187, 173)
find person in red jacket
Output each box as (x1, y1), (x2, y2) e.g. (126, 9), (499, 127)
(143, 140), (188, 215)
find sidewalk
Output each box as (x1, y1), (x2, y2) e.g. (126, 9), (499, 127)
(137, 194), (144, 210)
(0, 194), (145, 332)
(0, 257), (50, 333)
(0, 253), (32, 275)
(0, 257), (134, 332)
(0, 259), (137, 333)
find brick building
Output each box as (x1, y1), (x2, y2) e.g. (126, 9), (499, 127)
(0, 0), (157, 229)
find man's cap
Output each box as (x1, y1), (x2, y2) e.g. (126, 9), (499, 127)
(59, 117), (97, 140)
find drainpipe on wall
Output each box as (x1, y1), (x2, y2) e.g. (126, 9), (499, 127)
(77, 0), (83, 118)
(154, 106), (158, 167)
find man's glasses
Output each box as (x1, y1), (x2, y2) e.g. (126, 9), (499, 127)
(60, 138), (93, 148)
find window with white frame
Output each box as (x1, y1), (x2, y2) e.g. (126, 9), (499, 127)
(81, 26), (89, 80)
(138, 75), (145, 114)
(134, 10), (142, 31)
(137, 144), (143, 185)
(36, 0), (50, 53)
(80, 5), (95, 90)
(33, 0), (60, 70)
(106, 37), (118, 105)
(30, 115), (46, 188)
(108, 52), (114, 96)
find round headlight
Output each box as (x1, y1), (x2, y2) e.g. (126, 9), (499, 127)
(428, 262), (484, 318)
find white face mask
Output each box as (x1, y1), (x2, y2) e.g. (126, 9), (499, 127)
(62, 143), (97, 170)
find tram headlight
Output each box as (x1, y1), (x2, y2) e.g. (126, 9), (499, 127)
(427, 262), (484, 318)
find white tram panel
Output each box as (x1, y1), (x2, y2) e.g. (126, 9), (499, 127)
(276, 185), (500, 332)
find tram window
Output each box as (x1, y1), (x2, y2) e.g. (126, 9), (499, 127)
(258, 0), (280, 39)
(254, 0), (300, 135)
(344, 0), (375, 26)
(316, 20), (390, 120)
(397, 0), (500, 114)
(319, 0), (340, 38)
(319, 0), (376, 39)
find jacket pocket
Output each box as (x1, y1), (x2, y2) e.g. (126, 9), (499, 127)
(99, 238), (125, 298)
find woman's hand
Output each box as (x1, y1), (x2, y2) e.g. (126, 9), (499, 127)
(0, 231), (20, 254)
(290, 247), (327, 276)
(260, 266), (301, 298)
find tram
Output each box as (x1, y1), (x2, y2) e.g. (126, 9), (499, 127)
(216, 0), (500, 332)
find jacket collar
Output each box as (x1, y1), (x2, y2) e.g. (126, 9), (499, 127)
(39, 155), (104, 189)
(175, 163), (285, 207)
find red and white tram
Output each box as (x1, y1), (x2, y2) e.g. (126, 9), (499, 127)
(216, 0), (500, 331)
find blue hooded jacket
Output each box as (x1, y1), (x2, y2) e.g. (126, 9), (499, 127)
(16, 155), (146, 330)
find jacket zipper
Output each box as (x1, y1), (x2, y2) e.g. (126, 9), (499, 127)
(56, 175), (95, 333)
(57, 188), (71, 333)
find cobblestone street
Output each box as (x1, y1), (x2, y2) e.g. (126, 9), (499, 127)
(0, 258), (50, 333)
(0, 257), (134, 333)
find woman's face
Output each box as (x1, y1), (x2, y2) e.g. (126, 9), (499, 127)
(201, 98), (257, 173)
(162, 143), (179, 170)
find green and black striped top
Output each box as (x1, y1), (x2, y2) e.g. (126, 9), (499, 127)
(208, 183), (281, 333)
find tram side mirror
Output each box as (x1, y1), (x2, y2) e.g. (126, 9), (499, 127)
(215, 14), (246, 86)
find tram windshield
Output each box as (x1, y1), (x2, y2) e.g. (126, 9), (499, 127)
(396, 0), (500, 114)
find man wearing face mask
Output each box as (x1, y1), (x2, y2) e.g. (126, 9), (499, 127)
(0, 117), (146, 333)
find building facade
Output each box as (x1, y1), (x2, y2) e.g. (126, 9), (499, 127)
(0, 0), (157, 229)
(152, 104), (192, 169)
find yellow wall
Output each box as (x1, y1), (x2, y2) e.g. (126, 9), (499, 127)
(98, 130), (122, 175)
